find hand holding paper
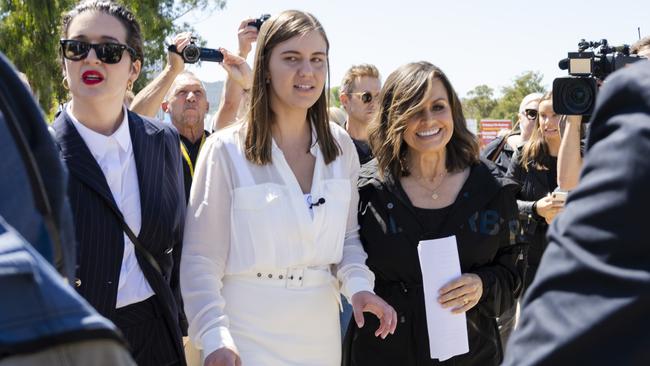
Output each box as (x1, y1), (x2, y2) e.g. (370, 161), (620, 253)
(417, 235), (469, 361)
(438, 273), (483, 314)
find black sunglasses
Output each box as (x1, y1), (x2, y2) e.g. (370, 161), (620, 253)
(60, 39), (137, 64)
(524, 109), (538, 120)
(348, 91), (377, 104)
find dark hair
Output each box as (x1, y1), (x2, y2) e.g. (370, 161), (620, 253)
(369, 61), (479, 179)
(245, 10), (339, 165)
(61, 1), (144, 63)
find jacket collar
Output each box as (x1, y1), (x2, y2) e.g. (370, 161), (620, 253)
(53, 109), (166, 238)
(360, 157), (518, 234)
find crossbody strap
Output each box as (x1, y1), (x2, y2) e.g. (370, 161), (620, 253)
(82, 182), (163, 276)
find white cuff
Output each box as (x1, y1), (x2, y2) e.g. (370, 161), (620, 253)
(342, 276), (374, 302)
(201, 326), (239, 363)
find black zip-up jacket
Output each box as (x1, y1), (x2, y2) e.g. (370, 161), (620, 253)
(345, 159), (524, 366)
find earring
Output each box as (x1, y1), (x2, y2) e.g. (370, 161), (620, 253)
(265, 78), (270, 84)
(127, 80), (133, 92)
(62, 77), (69, 90)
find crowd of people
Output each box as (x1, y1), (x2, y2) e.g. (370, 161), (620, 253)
(2, 1), (650, 366)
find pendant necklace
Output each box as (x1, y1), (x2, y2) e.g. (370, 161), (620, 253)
(412, 172), (448, 200)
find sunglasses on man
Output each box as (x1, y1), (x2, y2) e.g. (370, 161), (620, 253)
(347, 91), (378, 104)
(60, 39), (137, 64)
(524, 109), (538, 120)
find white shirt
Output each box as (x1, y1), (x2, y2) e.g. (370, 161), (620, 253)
(68, 104), (155, 308)
(181, 121), (375, 356)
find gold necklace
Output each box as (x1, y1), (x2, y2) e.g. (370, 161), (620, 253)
(411, 172), (448, 200)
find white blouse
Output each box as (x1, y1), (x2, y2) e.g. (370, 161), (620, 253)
(180, 121), (375, 356)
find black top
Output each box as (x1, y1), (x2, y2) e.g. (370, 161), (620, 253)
(351, 137), (373, 165)
(506, 152), (558, 290)
(180, 131), (210, 202)
(503, 55), (650, 366)
(345, 159), (524, 366)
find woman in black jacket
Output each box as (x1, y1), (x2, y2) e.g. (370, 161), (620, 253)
(346, 61), (524, 366)
(506, 92), (582, 291)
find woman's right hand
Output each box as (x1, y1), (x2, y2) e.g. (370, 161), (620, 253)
(535, 194), (563, 224)
(204, 347), (241, 366)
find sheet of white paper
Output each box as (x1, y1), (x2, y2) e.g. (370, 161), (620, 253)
(417, 235), (469, 361)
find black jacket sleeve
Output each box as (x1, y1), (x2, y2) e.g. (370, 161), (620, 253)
(473, 185), (523, 318)
(503, 61), (650, 366)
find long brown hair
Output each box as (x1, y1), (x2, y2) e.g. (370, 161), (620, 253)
(520, 92), (555, 171)
(245, 10), (339, 165)
(369, 61), (479, 179)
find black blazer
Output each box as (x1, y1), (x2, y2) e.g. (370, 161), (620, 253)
(503, 61), (650, 365)
(52, 109), (186, 349)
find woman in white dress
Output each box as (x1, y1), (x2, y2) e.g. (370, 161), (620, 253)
(180, 10), (397, 366)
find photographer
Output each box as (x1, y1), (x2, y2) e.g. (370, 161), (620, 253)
(211, 17), (260, 131)
(503, 56), (650, 366)
(131, 32), (251, 202)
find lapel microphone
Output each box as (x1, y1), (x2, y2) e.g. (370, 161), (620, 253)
(309, 197), (326, 208)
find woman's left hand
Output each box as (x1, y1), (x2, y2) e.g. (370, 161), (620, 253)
(438, 273), (483, 314)
(351, 291), (397, 339)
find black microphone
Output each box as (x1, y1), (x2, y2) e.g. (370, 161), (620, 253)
(309, 197), (326, 208)
(558, 58), (569, 70)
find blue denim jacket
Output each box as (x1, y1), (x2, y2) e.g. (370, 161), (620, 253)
(0, 217), (122, 357)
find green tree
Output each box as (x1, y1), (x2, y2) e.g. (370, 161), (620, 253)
(492, 71), (546, 122)
(462, 84), (497, 120)
(0, 0), (225, 117)
(329, 86), (341, 107)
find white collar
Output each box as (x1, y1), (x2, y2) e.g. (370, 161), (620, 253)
(67, 104), (132, 160)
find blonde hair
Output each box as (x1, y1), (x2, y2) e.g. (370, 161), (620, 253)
(340, 64), (380, 94)
(520, 92), (555, 171)
(245, 10), (340, 165)
(369, 61), (479, 179)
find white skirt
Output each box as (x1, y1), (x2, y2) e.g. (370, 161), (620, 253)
(221, 268), (341, 366)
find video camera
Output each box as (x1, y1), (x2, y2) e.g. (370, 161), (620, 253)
(168, 36), (223, 64)
(248, 14), (271, 30)
(553, 39), (644, 116)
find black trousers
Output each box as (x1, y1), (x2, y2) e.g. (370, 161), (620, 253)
(114, 296), (183, 366)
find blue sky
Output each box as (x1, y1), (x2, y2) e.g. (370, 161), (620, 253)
(178, 0), (649, 98)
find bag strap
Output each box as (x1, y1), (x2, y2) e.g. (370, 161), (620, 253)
(488, 135), (509, 162)
(83, 182), (163, 276)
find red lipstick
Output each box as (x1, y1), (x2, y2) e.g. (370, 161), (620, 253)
(82, 70), (104, 85)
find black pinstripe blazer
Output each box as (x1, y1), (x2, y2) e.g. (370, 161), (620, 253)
(52, 109), (186, 345)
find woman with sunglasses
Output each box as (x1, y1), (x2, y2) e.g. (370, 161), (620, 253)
(52, 2), (187, 365)
(506, 92), (583, 292)
(481, 93), (543, 175)
(181, 10), (396, 366)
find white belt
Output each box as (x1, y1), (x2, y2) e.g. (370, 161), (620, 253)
(226, 265), (334, 289)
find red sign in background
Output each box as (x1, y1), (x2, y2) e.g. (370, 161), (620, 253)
(479, 119), (512, 147)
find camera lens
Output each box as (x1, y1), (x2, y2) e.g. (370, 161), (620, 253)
(559, 78), (595, 115)
(183, 45), (200, 63)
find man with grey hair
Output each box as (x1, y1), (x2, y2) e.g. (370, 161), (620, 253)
(161, 71), (211, 202)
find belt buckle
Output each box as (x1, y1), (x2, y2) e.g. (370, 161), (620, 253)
(286, 267), (305, 288)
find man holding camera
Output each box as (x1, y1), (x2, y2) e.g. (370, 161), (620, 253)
(339, 64), (381, 165)
(131, 29), (252, 202)
(503, 58), (650, 366)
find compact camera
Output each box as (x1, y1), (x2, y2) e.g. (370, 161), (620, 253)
(168, 36), (223, 64)
(248, 14), (271, 30)
(553, 39), (644, 116)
